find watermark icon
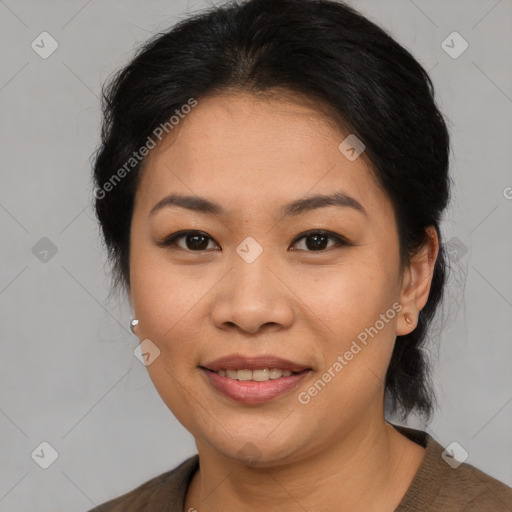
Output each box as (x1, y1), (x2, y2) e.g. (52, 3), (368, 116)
(441, 31), (468, 59)
(237, 442), (263, 464)
(94, 98), (198, 200)
(134, 339), (161, 366)
(298, 302), (402, 404)
(503, 186), (512, 200)
(441, 441), (469, 469)
(31, 441), (59, 469)
(445, 236), (468, 263)
(32, 237), (58, 263)
(339, 134), (365, 161)
(236, 236), (263, 264)
(31, 32), (59, 59)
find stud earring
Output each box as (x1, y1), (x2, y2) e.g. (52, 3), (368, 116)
(130, 319), (139, 334)
(404, 313), (414, 325)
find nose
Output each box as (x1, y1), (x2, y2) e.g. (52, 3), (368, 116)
(211, 256), (295, 335)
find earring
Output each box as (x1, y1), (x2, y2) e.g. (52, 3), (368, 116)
(130, 319), (139, 334)
(404, 313), (414, 325)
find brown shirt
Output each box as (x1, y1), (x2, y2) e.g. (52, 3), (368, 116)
(88, 424), (512, 511)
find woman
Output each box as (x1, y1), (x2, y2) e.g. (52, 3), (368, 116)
(89, 0), (512, 510)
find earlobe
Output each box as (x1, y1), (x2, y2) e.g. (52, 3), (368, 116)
(404, 312), (415, 326)
(397, 226), (439, 335)
(397, 309), (417, 336)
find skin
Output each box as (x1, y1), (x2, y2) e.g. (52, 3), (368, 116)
(128, 90), (439, 511)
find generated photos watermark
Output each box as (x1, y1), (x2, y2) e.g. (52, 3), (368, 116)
(94, 98), (198, 200)
(297, 302), (403, 404)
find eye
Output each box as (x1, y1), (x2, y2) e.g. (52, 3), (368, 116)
(289, 230), (349, 252)
(156, 230), (219, 251)
(157, 229), (348, 253)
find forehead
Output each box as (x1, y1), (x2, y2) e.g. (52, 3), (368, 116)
(135, 92), (389, 219)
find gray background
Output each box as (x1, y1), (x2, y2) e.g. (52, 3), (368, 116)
(1, 0), (511, 510)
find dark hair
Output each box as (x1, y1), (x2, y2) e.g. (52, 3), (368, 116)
(92, 0), (451, 420)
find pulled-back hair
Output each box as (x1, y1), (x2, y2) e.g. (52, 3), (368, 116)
(92, 0), (451, 420)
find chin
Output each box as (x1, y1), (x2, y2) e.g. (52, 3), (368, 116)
(206, 431), (314, 468)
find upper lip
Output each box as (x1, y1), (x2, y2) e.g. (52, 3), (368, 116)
(201, 354), (311, 373)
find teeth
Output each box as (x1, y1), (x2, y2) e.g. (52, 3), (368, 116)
(270, 368), (283, 379)
(237, 369), (252, 381)
(215, 368), (295, 381)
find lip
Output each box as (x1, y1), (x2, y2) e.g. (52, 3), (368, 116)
(200, 367), (311, 404)
(201, 354), (311, 373)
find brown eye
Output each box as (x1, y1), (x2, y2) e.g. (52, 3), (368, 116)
(290, 230), (349, 252)
(157, 229), (349, 253)
(157, 231), (218, 251)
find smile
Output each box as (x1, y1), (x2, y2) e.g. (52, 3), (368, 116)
(214, 368), (295, 380)
(200, 367), (311, 404)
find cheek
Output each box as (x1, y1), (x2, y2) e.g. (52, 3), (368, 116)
(297, 252), (399, 332)
(292, 256), (400, 395)
(130, 246), (201, 337)
(129, 255), (209, 429)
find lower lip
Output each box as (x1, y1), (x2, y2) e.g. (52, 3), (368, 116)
(201, 368), (311, 404)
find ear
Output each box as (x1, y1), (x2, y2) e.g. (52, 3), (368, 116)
(128, 287), (139, 333)
(397, 226), (439, 336)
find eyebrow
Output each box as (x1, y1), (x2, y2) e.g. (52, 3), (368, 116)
(148, 191), (367, 219)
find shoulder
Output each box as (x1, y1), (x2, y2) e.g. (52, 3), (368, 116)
(87, 455), (199, 512)
(432, 458), (512, 511)
(393, 424), (512, 511)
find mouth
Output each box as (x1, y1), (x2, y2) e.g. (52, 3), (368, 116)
(201, 354), (311, 374)
(199, 354), (312, 404)
(201, 367), (310, 381)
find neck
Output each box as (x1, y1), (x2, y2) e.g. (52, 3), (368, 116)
(184, 413), (425, 512)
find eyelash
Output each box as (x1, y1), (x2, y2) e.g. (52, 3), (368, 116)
(156, 229), (350, 253)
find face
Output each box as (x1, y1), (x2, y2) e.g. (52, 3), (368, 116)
(129, 91), (413, 466)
